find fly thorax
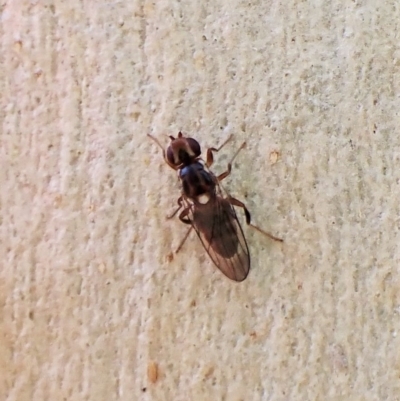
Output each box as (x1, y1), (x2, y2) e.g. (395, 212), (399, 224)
(180, 163), (216, 200)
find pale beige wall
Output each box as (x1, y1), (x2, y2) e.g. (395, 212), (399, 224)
(2, 1), (400, 400)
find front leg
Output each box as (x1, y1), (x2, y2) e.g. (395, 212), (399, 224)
(209, 140), (247, 183)
(206, 134), (233, 168)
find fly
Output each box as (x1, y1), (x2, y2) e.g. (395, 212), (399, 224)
(148, 132), (283, 282)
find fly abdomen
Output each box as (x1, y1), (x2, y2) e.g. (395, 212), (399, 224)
(210, 230), (239, 258)
(193, 199), (239, 258)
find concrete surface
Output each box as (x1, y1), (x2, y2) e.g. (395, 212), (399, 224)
(1, 1), (400, 400)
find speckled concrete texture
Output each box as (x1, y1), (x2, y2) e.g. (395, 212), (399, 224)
(2, 1), (400, 400)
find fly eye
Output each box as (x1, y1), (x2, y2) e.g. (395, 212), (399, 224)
(186, 138), (201, 157)
(166, 146), (178, 166)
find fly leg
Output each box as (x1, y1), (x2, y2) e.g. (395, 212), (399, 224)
(205, 135), (246, 180)
(205, 134), (233, 168)
(175, 226), (194, 253)
(228, 196), (283, 242)
(216, 142), (247, 181)
(206, 133), (244, 168)
(166, 200), (193, 255)
(167, 196), (184, 219)
(174, 206), (193, 253)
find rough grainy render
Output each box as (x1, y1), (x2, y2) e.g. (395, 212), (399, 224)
(1, 1), (400, 400)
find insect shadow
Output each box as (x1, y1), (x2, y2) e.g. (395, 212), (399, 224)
(148, 132), (283, 282)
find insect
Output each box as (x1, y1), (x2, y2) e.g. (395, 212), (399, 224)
(148, 132), (283, 282)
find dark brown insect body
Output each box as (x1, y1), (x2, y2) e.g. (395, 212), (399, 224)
(148, 132), (282, 282)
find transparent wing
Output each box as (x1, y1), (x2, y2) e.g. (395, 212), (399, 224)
(183, 187), (250, 282)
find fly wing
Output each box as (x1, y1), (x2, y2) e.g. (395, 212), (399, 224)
(184, 194), (250, 282)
